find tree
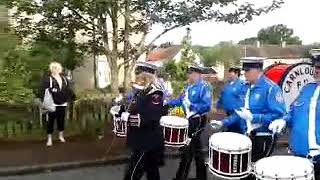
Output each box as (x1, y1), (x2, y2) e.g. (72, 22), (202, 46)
(180, 27), (196, 63)
(198, 42), (241, 67)
(258, 24), (302, 45)
(238, 37), (258, 45)
(5, 0), (284, 93)
(0, 48), (35, 104)
(164, 28), (196, 95)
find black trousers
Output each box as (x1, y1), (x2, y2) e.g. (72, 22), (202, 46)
(123, 149), (162, 180)
(47, 106), (66, 134)
(241, 135), (273, 180)
(308, 155), (320, 179)
(174, 115), (207, 180)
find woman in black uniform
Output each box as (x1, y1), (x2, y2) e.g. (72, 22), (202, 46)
(123, 72), (168, 180)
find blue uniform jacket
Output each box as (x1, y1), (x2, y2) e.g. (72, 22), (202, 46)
(166, 79), (212, 115)
(284, 83), (320, 157)
(223, 75), (287, 134)
(216, 79), (244, 114)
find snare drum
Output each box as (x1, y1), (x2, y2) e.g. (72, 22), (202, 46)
(254, 156), (314, 180)
(113, 117), (127, 137)
(110, 106), (127, 137)
(208, 132), (252, 179)
(160, 116), (189, 147)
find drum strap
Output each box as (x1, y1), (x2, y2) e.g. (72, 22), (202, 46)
(131, 152), (145, 180)
(265, 133), (278, 157)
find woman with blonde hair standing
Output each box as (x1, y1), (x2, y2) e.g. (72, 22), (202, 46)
(40, 62), (75, 146)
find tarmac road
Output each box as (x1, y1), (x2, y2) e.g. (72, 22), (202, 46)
(0, 123), (289, 180)
(0, 144), (288, 180)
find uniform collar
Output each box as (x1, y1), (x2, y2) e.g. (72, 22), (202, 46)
(251, 75), (265, 88)
(191, 78), (203, 86)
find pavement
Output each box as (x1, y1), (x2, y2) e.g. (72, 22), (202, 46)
(0, 144), (289, 180)
(0, 112), (290, 178)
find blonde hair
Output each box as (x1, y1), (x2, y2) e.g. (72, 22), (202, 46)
(134, 72), (155, 87)
(49, 62), (63, 74)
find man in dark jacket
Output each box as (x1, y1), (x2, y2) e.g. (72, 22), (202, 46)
(122, 73), (168, 180)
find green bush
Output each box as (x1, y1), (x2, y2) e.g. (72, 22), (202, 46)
(164, 60), (188, 96)
(0, 49), (35, 104)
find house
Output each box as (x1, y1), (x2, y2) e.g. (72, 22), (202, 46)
(240, 44), (313, 69)
(146, 45), (202, 67)
(8, 5), (145, 91)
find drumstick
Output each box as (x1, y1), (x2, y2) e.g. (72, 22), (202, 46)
(244, 88), (253, 135)
(183, 87), (193, 119)
(246, 113), (253, 135)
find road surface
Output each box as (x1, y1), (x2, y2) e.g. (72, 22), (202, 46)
(0, 144), (288, 180)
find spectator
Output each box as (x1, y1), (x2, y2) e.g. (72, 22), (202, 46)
(40, 62), (76, 147)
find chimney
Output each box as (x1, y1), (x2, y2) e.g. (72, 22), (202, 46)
(256, 40), (261, 48)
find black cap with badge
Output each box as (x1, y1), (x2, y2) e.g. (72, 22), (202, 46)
(310, 49), (320, 68)
(202, 66), (217, 75)
(229, 65), (241, 76)
(135, 62), (158, 75)
(241, 57), (266, 71)
(187, 64), (203, 74)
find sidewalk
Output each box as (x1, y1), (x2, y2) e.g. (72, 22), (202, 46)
(0, 131), (129, 175)
(0, 112), (288, 176)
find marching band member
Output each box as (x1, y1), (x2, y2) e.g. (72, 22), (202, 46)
(127, 62), (158, 103)
(211, 58), (286, 180)
(216, 66), (244, 133)
(201, 66), (218, 92)
(166, 65), (212, 180)
(122, 72), (168, 180)
(268, 49), (320, 179)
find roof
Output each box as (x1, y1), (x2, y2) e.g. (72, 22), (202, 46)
(147, 46), (181, 62)
(240, 45), (313, 59)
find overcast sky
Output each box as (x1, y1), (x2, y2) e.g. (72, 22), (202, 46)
(146, 0), (320, 46)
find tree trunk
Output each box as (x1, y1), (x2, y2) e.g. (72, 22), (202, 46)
(110, 2), (119, 94)
(110, 56), (119, 93)
(122, 0), (131, 90)
(93, 20), (98, 89)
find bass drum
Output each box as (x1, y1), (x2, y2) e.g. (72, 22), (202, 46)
(264, 62), (314, 110)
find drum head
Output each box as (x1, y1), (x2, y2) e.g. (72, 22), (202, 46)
(160, 116), (188, 127)
(209, 132), (252, 152)
(255, 156), (314, 179)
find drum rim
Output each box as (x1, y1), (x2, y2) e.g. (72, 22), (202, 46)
(254, 155), (314, 179)
(209, 146), (252, 153)
(209, 132), (252, 152)
(263, 63), (287, 74)
(164, 139), (187, 147)
(161, 124), (189, 128)
(208, 165), (251, 179)
(278, 62), (313, 88)
(160, 116), (189, 128)
(160, 116), (188, 125)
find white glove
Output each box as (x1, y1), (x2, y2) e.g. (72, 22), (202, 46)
(235, 108), (253, 121)
(185, 138), (192, 146)
(121, 112), (130, 122)
(114, 95), (123, 103)
(183, 99), (191, 108)
(110, 105), (121, 115)
(210, 120), (223, 130)
(268, 119), (286, 134)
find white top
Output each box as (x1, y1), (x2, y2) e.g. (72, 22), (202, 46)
(209, 132), (252, 151)
(160, 116), (188, 128)
(255, 156), (314, 179)
(308, 85), (320, 156)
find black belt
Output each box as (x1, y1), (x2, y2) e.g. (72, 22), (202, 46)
(189, 114), (207, 120)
